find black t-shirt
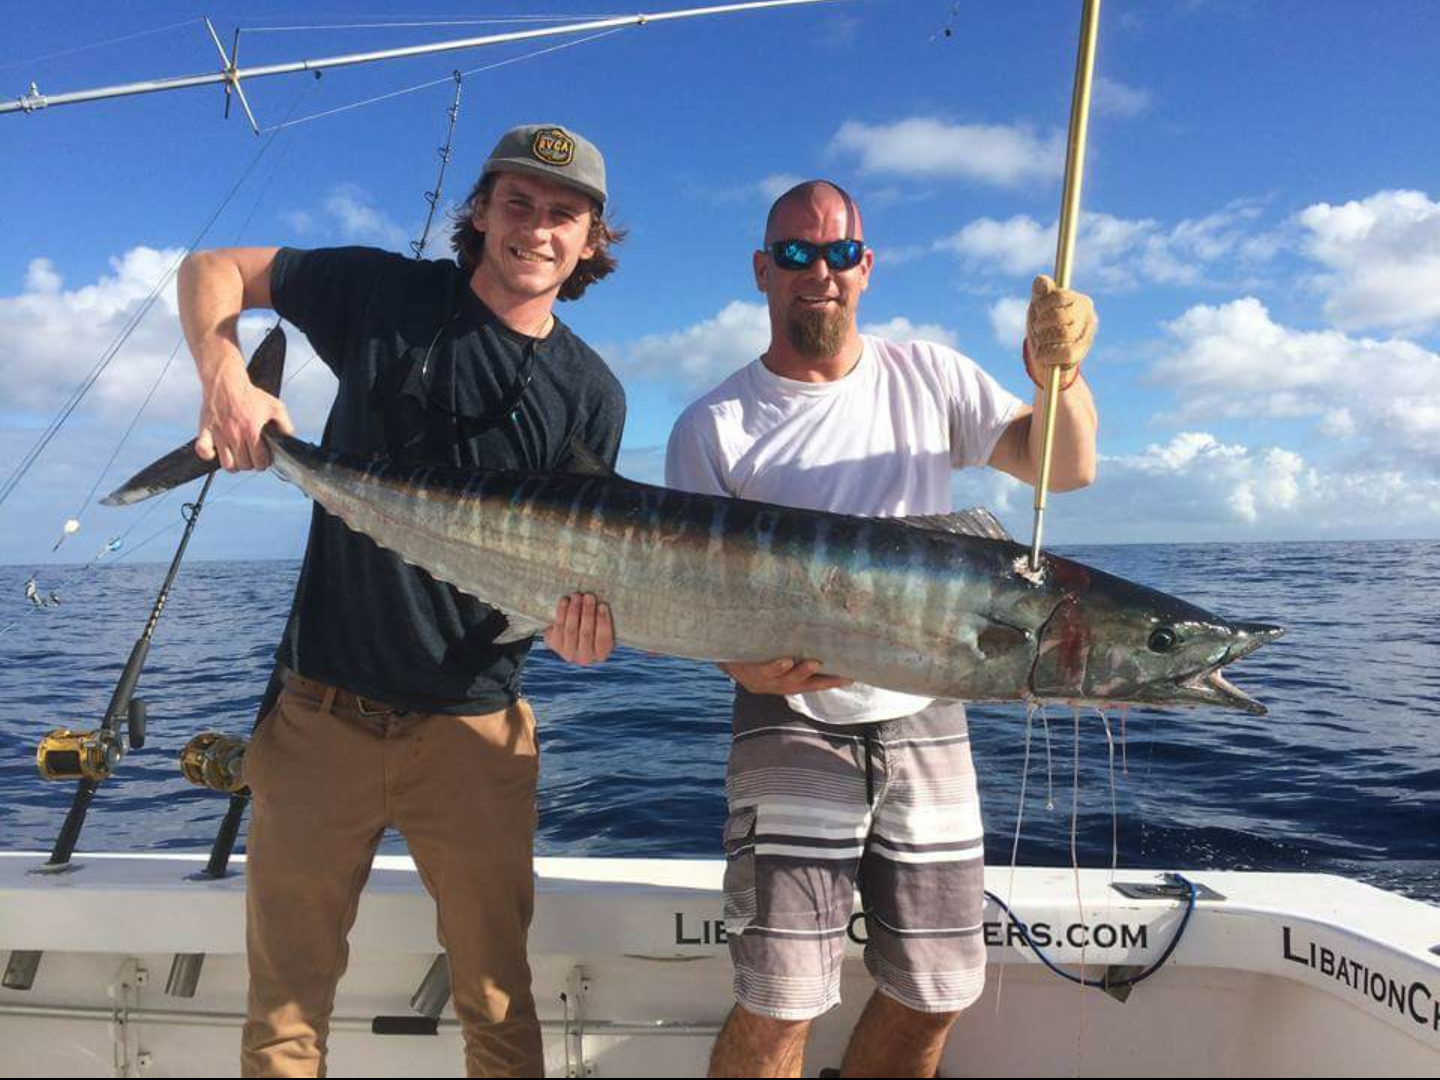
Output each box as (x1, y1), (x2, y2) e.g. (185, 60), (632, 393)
(269, 246), (626, 713)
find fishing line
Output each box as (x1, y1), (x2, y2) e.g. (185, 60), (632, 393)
(927, 1), (961, 43)
(1138, 708), (1162, 862)
(66, 339), (186, 529)
(981, 716), (1202, 1005)
(993, 701), (1040, 1015)
(0, 492), (176, 640)
(1118, 703), (1129, 774)
(110, 471), (273, 564)
(0, 18), (205, 72)
(1069, 705), (1087, 1069)
(1041, 707), (1055, 810)
(0, 102), (299, 515)
(242, 15), (615, 33)
(1101, 708), (1118, 873)
(983, 876), (1198, 992)
(38, 80), (314, 555)
(261, 27), (626, 133)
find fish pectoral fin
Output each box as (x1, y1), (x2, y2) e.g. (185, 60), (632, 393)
(491, 610), (550, 645)
(899, 507), (1014, 542)
(563, 437), (615, 477)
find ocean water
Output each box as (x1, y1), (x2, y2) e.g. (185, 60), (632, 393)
(2, 540), (1438, 905)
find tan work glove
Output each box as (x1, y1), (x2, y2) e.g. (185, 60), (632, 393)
(1024, 274), (1097, 391)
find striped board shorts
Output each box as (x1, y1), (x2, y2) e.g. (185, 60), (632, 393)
(723, 688), (986, 1021)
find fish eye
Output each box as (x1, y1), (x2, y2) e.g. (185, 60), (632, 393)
(1148, 627), (1179, 653)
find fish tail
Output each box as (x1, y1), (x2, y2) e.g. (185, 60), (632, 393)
(101, 326), (287, 507)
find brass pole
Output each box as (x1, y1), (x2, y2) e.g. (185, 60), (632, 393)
(1029, 0), (1101, 572)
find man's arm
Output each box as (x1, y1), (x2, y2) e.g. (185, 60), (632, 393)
(988, 275), (1098, 491)
(179, 247), (293, 472)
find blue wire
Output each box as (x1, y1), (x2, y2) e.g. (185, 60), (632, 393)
(984, 873), (1198, 990)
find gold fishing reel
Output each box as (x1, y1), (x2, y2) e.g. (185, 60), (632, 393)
(36, 728), (122, 782)
(179, 732), (249, 794)
(35, 698), (146, 782)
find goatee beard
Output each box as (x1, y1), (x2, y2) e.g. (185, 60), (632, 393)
(785, 303), (849, 358)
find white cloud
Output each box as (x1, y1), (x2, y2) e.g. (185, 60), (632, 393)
(1296, 189), (1440, 333)
(859, 316), (957, 348)
(278, 185), (413, 252)
(1087, 433), (1440, 534)
(281, 210), (315, 235)
(614, 303), (963, 389)
(831, 118), (1064, 188)
(952, 431), (1440, 542)
(615, 300), (770, 386)
(0, 248), (336, 444)
(25, 258), (63, 294)
(758, 173), (805, 201)
(1150, 298), (1440, 459)
(939, 214), (1053, 275)
(988, 297), (1028, 348)
(936, 203), (1273, 290)
(323, 185), (412, 252)
(1093, 75), (1152, 118)
(0, 248), (187, 419)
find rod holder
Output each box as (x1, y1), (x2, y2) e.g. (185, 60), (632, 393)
(165, 953), (205, 998)
(3, 950), (42, 991)
(410, 953), (451, 1018)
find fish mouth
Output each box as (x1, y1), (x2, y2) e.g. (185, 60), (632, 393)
(1172, 622), (1284, 716)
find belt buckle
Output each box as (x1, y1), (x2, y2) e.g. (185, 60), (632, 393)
(354, 695), (394, 717)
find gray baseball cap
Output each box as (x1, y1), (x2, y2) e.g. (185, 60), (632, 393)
(482, 124), (607, 207)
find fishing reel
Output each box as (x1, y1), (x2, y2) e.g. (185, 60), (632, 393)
(179, 732), (249, 794)
(35, 699), (146, 782)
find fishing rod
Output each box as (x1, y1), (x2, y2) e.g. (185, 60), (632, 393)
(1028, 0), (1100, 572)
(35, 473), (214, 870)
(1, 0), (846, 130)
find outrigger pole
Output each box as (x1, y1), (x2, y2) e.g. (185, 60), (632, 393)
(2, 0), (845, 128)
(1028, 0), (1100, 572)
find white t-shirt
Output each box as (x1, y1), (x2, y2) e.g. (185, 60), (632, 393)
(665, 334), (1023, 723)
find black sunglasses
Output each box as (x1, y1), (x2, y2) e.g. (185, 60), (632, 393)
(768, 238), (866, 272)
(418, 314), (538, 431)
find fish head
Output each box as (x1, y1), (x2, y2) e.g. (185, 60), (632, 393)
(1028, 556), (1283, 715)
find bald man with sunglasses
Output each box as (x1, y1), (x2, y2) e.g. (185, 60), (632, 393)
(666, 180), (1098, 1078)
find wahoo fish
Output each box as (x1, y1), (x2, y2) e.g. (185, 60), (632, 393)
(106, 328), (1282, 715)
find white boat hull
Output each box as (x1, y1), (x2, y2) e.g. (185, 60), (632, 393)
(2, 853), (1437, 1077)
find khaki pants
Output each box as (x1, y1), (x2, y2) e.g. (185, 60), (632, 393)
(240, 674), (543, 1078)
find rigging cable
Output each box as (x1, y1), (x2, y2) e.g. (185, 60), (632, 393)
(261, 27), (625, 133)
(31, 79), (312, 565)
(241, 15), (617, 34)
(1, 80), (314, 638)
(0, 111), (295, 514)
(0, 18), (205, 73)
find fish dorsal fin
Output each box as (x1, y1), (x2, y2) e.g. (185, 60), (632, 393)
(900, 507), (1014, 542)
(565, 437), (615, 477)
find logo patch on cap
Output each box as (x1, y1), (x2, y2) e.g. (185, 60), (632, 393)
(531, 128), (575, 167)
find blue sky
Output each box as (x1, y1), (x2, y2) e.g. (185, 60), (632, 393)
(3, 0), (1439, 567)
